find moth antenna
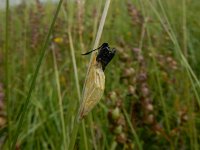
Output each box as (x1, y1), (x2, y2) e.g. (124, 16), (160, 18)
(81, 49), (98, 55)
(81, 44), (104, 55)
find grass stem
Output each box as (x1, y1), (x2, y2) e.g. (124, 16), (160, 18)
(51, 44), (67, 149)
(11, 0), (63, 149)
(5, 0), (11, 148)
(68, 0), (111, 149)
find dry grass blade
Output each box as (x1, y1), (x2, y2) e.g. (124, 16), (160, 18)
(78, 0), (110, 120)
(68, 0), (111, 149)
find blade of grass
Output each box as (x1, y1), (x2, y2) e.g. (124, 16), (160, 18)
(51, 44), (67, 149)
(68, 0), (111, 149)
(182, 0), (187, 58)
(11, 0), (63, 149)
(68, 31), (88, 150)
(80, 0), (111, 119)
(138, 2), (174, 149)
(5, 0), (11, 148)
(68, 33), (81, 100)
(138, 0), (172, 134)
(81, 0), (111, 148)
(147, 0), (200, 107)
(142, 1), (199, 149)
(181, 1), (198, 149)
(61, 4), (88, 149)
(92, 0), (103, 47)
(123, 108), (142, 150)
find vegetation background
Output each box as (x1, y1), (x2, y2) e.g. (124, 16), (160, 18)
(0, 0), (200, 149)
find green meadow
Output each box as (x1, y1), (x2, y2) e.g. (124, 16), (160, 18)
(0, 0), (200, 149)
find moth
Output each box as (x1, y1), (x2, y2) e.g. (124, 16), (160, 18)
(78, 43), (116, 120)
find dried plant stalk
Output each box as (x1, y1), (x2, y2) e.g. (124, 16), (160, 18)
(78, 0), (111, 121)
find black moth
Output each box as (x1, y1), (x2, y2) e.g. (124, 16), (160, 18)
(82, 43), (116, 71)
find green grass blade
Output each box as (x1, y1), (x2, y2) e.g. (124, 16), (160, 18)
(5, 0), (11, 148)
(123, 108), (143, 150)
(51, 44), (67, 149)
(11, 0), (63, 149)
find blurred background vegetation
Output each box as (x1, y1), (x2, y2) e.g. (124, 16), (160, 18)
(0, 0), (200, 149)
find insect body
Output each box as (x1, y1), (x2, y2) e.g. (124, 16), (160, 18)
(82, 43), (116, 70)
(78, 43), (116, 120)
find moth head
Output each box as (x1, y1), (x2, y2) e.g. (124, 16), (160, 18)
(96, 46), (116, 71)
(82, 43), (116, 71)
(101, 43), (109, 48)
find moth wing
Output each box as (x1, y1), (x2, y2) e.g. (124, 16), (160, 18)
(78, 58), (105, 120)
